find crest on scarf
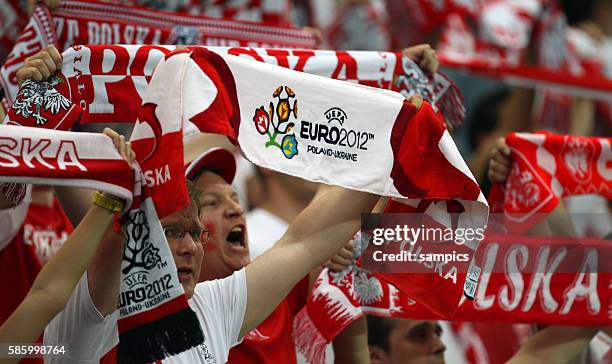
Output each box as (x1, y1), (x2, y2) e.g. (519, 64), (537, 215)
(123, 210), (163, 275)
(12, 77), (71, 126)
(506, 164), (541, 211)
(561, 137), (594, 184)
(252, 85), (299, 159)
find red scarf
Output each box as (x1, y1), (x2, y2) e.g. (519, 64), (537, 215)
(35, 44), (463, 128)
(488, 132), (612, 230)
(2, 73), (203, 363)
(0, 0), (316, 110)
(296, 233), (611, 363)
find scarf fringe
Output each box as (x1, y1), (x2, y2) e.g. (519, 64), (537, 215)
(293, 308), (328, 364)
(117, 307), (204, 364)
(437, 74), (465, 128)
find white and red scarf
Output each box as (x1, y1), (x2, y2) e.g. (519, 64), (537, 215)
(2, 46), (483, 361)
(109, 0), (293, 26)
(151, 47), (487, 315)
(0, 0), (316, 110)
(45, 44), (464, 128)
(296, 232), (611, 362)
(1, 72), (204, 363)
(489, 132), (612, 228)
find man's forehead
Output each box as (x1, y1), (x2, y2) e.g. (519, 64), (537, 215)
(195, 171), (235, 193)
(161, 203), (200, 226)
(393, 319), (436, 331)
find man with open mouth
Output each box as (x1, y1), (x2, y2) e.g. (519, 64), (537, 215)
(186, 147), (355, 363)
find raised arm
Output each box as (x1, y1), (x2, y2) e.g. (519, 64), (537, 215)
(0, 129), (134, 357)
(506, 326), (600, 364)
(241, 185), (378, 336)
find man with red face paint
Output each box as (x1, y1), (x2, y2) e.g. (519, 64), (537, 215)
(185, 148), (353, 363)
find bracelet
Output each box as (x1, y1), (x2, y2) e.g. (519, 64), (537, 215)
(92, 191), (124, 213)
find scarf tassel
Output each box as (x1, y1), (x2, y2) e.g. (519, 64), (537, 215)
(117, 307), (204, 364)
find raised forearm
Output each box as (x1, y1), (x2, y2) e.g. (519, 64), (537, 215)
(0, 204), (114, 344)
(333, 316), (370, 364)
(281, 186), (378, 268)
(88, 228), (125, 315)
(242, 187), (377, 336)
(31, 205), (114, 312)
(506, 326), (599, 364)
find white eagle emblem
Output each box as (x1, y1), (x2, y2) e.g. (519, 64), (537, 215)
(563, 138), (592, 183)
(506, 164), (541, 211)
(11, 77), (71, 126)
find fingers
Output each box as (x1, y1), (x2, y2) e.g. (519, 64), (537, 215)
(488, 158), (511, 184)
(103, 128), (135, 166)
(487, 137), (512, 184)
(16, 45), (63, 85)
(302, 26), (324, 47)
(16, 68), (44, 84)
(408, 94), (424, 109)
(403, 44), (439, 74)
(419, 47), (439, 74)
(326, 241), (356, 272)
(46, 0), (61, 10)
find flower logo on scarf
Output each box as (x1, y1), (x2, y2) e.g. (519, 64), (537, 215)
(281, 134), (298, 159)
(12, 76), (71, 126)
(253, 106), (270, 135)
(253, 86), (299, 159)
(123, 210), (162, 274)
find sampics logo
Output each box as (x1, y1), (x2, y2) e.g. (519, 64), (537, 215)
(253, 86), (299, 159)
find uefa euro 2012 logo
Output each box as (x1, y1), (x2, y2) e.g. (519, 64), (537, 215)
(252, 86), (299, 159)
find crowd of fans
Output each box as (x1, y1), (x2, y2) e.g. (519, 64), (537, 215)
(0, 0), (610, 363)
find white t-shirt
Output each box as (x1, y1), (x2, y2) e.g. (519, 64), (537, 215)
(246, 208), (288, 261)
(44, 268), (247, 363)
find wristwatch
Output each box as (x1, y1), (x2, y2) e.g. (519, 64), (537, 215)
(92, 191), (124, 213)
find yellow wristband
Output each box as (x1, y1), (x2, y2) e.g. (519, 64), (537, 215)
(92, 191), (124, 213)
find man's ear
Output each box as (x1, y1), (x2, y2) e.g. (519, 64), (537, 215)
(369, 345), (389, 364)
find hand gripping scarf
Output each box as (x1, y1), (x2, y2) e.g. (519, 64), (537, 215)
(0, 0), (316, 110)
(488, 132), (612, 230)
(1, 71), (205, 363)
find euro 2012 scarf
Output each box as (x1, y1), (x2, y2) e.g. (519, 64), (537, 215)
(0, 0), (316, 110)
(146, 47), (488, 317)
(1, 73), (204, 363)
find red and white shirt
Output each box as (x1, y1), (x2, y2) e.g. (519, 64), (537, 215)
(0, 192), (73, 326)
(228, 276), (309, 363)
(23, 198), (74, 264)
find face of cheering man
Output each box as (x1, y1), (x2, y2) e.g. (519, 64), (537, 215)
(369, 317), (446, 364)
(193, 170), (249, 281)
(161, 190), (205, 298)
